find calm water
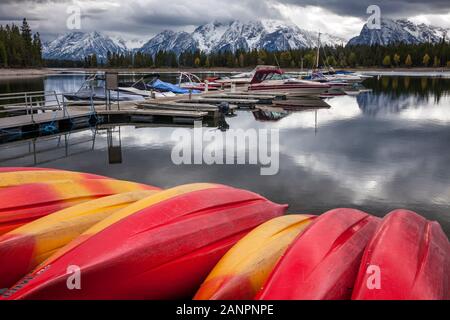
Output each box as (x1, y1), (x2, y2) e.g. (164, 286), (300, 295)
(0, 73), (449, 235)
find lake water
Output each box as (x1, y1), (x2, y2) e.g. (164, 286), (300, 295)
(0, 73), (449, 235)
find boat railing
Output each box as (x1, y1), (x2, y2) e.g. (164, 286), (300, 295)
(0, 90), (73, 121)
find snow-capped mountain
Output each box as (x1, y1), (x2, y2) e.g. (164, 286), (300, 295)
(43, 31), (128, 61)
(43, 20), (344, 60)
(348, 18), (449, 46)
(139, 20), (345, 56)
(110, 36), (146, 50)
(139, 30), (197, 57)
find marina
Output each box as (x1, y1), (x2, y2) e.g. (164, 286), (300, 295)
(0, 68), (343, 141)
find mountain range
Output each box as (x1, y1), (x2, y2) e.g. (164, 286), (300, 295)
(43, 19), (344, 61)
(43, 18), (449, 61)
(348, 18), (448, 46)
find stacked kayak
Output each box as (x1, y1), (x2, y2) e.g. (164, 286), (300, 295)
(0, 177), (158, 235)
(0, 167), (449, 300)
(352, 210), (450, 300)
(257, 209), (380, 300)
(0, 190), (159, 289)
(0, 172), (287, 300)
(194, 215), (316, 300)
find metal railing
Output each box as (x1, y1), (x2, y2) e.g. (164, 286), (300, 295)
(0, 89), (102, 123)
(0, 90), (67, 121)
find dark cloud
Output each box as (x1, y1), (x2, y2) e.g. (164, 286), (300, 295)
(278, 0), (450, 18)
(0, 0), (449, 41)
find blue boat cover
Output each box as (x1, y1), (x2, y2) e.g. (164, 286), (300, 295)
(151, 79), (200, 94)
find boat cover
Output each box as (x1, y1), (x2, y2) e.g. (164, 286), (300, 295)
(151, 79), (200, 94)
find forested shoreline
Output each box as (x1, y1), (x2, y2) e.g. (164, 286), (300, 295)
(0, 19), (42, 67)
(39, 40), (450, 70)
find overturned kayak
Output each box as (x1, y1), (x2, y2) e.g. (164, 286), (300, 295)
(0, 179), (158, 235)
(0, 167), (62, 173)
(257, 209), (379, 300)
(2, 183), (287, 300)
(0, 170), (107, 188)
(352, 210), (450, 300)
(0, 190), (159, 289)
(194, 215), (315, 300)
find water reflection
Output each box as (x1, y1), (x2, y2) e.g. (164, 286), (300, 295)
(0, 74), (449, 235)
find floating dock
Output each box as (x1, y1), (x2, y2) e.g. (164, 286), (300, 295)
(0, 88), (331, 144)
(0, 99), (208, 141)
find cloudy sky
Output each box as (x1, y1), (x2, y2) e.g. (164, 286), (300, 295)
(1, 0), (450, 42)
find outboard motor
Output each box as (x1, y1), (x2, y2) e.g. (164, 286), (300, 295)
(218, 102), (230, 115)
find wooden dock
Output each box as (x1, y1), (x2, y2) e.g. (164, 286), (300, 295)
(0, 102), (208, 138)
(0, 87), (333, 144)
(136, 101), (228, 118)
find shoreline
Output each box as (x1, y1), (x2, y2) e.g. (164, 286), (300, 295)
(0, 67), (449, 78)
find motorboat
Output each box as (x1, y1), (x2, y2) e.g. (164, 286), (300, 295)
(247, 67), (330, 96)
(63, 74), (145, 102)
(212, 65), (277, 86)
(178, 72), (221, 91)
(117, 74), (176, 98)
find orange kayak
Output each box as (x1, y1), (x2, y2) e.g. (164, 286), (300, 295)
(194, 215), (316, 300)
(0, 170), (107, 188)
(0, 179), (159, 235)
(0, 190), (160, 289)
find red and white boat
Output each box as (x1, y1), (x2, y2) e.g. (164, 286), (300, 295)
(178, 72), (221, 91)
(247, 67), (330, 96)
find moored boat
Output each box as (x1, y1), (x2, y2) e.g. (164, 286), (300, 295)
(247, 67), (330, 96)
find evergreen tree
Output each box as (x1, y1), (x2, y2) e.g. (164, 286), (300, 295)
(382, 55), (391, 67)
(422, 53), (430, 67)
(393, 53), (401, 66)
(405, 54), (413, 67)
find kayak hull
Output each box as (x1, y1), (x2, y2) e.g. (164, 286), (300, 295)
(0, 179), (158, 235)
(2, 184), (287, 300)
(352, 209), (450, 300)
(0, 190), (159, 289)
(194, 215), (316, 300)
(257, 208), (380, 300)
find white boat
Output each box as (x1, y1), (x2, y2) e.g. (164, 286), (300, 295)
(178, 72), (221, 91)
(117, 86), (176, 98)
(247, 67), (330, 96)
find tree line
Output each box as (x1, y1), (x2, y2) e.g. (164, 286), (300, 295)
(0, 19), (42, 67)
(66, 40), (450, 69)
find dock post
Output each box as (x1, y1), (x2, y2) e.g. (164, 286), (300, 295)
(30, 97), (34, 122)
(189, 89), (192, 100)
(24, 93), (29, 115)
(205, 80), (209, 93)
(231, 82), (236, 93)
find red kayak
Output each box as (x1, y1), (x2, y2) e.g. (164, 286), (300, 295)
(2, 183), (287, 300)
(0, 179), (158, 235)
(352, 209), (450, 300)
(257, 208), (379, 300)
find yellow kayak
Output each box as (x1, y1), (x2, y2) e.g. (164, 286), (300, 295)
(0, 190), (159, 289)
(0, 170), (108, 188)
(194, 214), (315, 300)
